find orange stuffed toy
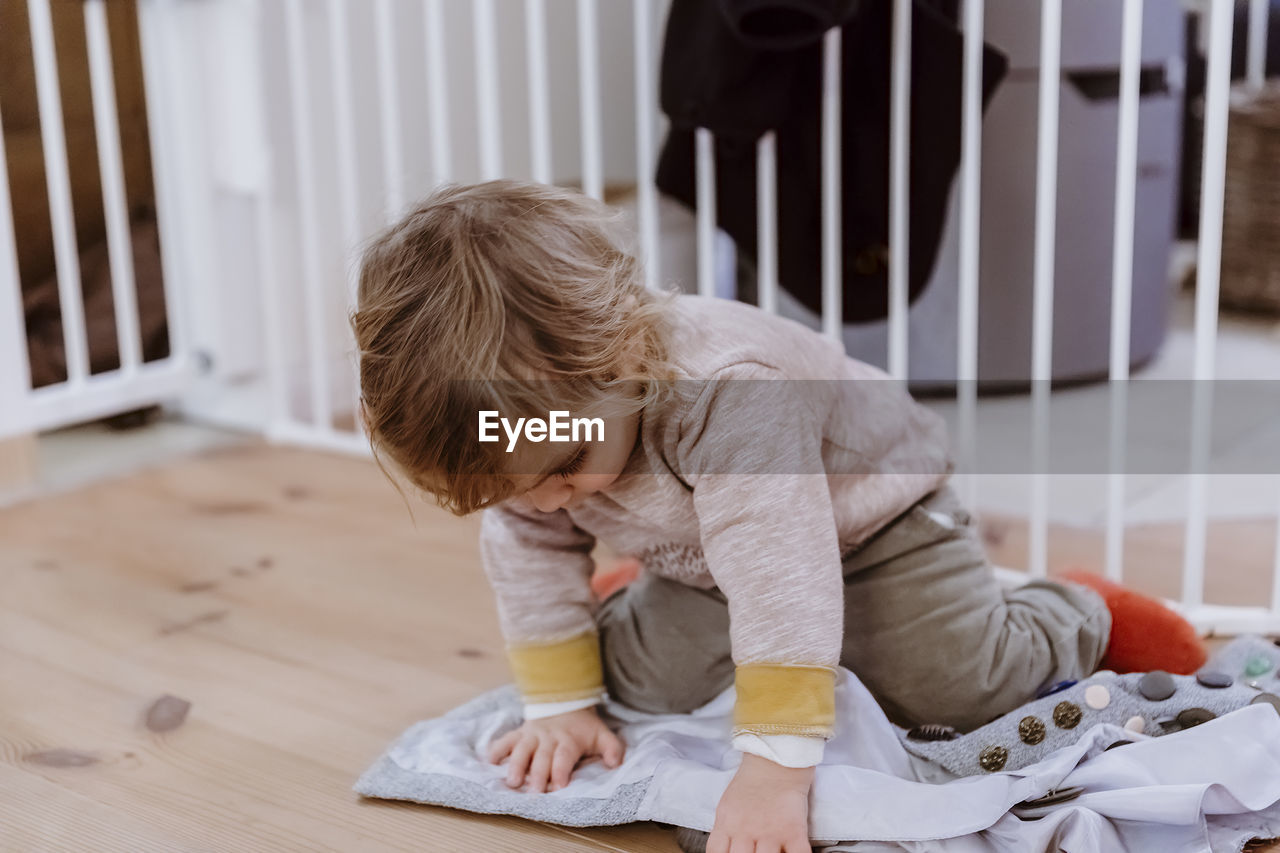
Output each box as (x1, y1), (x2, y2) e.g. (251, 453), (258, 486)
(1060, 568), (1208, 675)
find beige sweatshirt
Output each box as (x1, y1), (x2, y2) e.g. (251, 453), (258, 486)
(479, 295), (952, 740)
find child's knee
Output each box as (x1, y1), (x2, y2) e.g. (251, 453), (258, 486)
(596, 578), (734, 714)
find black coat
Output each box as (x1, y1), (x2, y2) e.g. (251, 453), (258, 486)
(655, 0), (1008, 323)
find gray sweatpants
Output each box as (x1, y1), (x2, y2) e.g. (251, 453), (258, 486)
(596, 486), (1111, 732)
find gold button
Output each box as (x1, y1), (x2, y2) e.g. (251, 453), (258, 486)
(978, 745), (1008, 772)
(1053, 701), (1083, 729)
(1018, 715), (1046, 745)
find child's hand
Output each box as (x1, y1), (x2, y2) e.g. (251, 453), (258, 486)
(710, 752), (813, 853)
(486, 706), (624, 793)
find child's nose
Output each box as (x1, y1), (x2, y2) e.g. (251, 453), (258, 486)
(527, 482), (572, 513)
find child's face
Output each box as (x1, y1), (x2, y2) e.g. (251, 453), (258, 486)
(508, 410), (640, 513)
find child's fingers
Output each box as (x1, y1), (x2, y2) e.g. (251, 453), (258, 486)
(782, 837), (811, 853)
(526, 738), (554, 793)
(598, 729), (625, 768)
(505, 737), (537, 788)
(705, 830), (730, 853)
(486, 730), (520, 764)
(549, 741), (579, 791)
(728, 838), (757, 853)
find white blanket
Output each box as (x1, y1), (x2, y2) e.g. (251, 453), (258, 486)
(356, 664), (1280, 851)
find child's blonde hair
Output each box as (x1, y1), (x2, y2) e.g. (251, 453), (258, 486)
(351, 180), (676, 515)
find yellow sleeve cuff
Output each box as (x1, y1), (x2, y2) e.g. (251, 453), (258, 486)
(733, 663), (837, 739)
(506, 631), (605, 704)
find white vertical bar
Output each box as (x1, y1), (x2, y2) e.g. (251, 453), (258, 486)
(327, 0), (362, 251)
(375, 0), (406, 215)
(821, 27), (842, 344)
(525, 0), (552, 184)
(1184, 0), (1235, 610)
(1248, 0), (1269, 90)
(424, 0), (453, 183)
(956, 0), (983, 508)
(254, 193), (288, 430)
(84, 0), (143, 373)
(28, 0), (90, 385)
(577, 0), (604, 200)
(695, 128), (717, 298)
(1105, 0), (1144, 582)
(474, 0), (503, 180)
(1272, 487), (1280, 615)
(888, 0), (910, 377)
(632, 0), (660, 289)
(757, 132), (779, 315)
(0, 97), (33, 424)
(1109, 0), (1143, 385)
(1105, 386), (1129, 582)
(285, 0), (332, 430)
(135, 0), (189, 367)
(327, 0), (363, 432)
(1029, 0), (1063, 579)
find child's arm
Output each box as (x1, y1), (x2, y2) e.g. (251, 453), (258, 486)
(677, 363), (846, 850)
(479, 501), (622, 787)
(480, 500), (603, 707)
(711, 754), (813, 853)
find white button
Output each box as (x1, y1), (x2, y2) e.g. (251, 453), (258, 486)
(1124, 715), (1145, 734)
(1085, 685), (1110, 709)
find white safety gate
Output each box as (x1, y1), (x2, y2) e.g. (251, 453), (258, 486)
(0, 0), (192, 436)
(1, 0), (1278, 634)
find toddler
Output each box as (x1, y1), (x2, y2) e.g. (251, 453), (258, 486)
(352, 181), (1206, 853)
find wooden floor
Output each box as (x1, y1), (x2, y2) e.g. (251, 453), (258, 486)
(2, 444), (1278, 852)
(0, 444), (678, 852)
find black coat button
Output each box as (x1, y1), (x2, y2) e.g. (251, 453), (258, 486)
(852, 244), (889, 276)
(1250, 693), (1280, 716)
(1175, 707), (1216, 728)
(1017, 786), (1085, 807)
(907, 723), (958, 741)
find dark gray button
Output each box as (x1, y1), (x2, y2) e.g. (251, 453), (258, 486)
(1053, 701), (1082, 729)
(1138, 670), (1176, 701)
(1250, 693), (1280, 716)
(1195, 670), (1233, 689)
(978, 745), (1008, 772)
(1018, 716), (1046, 745)
(1104, 740), (1133, 751)
(1017, 786), (1085, 808)
(907, 723), (958, 741)
(1175, 707), (1216, 728)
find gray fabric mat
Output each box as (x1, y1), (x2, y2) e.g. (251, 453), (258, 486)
(354, 684), (651, 826)
(897, 635), (1280, 777)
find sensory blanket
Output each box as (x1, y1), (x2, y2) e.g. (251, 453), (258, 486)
(356, 637), (1280, 852)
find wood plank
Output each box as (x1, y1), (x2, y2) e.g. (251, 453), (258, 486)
(0, 433), (37, 492)
(0, 444), (678, 852)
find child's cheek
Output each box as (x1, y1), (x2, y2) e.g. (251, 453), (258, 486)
(573, 472), (620, 494)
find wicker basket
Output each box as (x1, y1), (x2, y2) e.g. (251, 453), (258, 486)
(1220, 81), (1280, 315)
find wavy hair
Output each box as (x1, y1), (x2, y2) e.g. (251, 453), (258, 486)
(351, 180), (678, 514)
